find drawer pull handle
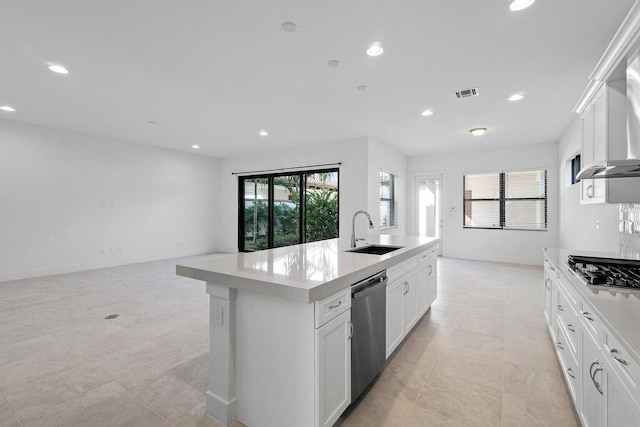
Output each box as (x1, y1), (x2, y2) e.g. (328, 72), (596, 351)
(611, 349), (628, 365)
(567, 368), (575, 379)
(403, 282), (409, 295)
(557, 341), (564, 350)
(328, 301), (342, 310)
(567, 324), (576, 333)
(550, 266), (556, 272)
(582, 311), (595, 322)
(557, 305), (564, 312)
(348, 321), (354, 340)
(590, 360), (603, 395)
(428, 265), (433, 276)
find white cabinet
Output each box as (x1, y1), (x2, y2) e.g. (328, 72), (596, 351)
(402, 271), (418, 334)
(386, 277), (404, 358)
(544, 254), (640, 427)
(315, 309), (351, 427)
(417, 250), (437, 318)
(581, 324), (604, 427)
(580, 80), (634, 204)
(386, 246), (438, 359)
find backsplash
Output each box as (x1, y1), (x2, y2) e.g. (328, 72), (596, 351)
(620, 203), (640, 259)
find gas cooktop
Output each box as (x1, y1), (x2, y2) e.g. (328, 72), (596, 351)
(567, 255), (640, 289)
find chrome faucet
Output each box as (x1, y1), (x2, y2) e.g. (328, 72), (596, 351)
(351, 210), (374, 247)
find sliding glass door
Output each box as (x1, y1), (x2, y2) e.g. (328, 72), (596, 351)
(238, 169), (339, 252)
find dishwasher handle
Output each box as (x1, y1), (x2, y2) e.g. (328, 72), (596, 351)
(352, 275), (387, 299)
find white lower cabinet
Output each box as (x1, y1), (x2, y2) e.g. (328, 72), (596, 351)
(315, 309), (351, 427)
(402, 271), (418, 334)
(544, 254), (640, 427)
(386, 248), (438, 359)
(385, 277), (404, 358)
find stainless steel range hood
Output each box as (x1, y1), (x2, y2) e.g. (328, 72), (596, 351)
(577, 50), (640, 181)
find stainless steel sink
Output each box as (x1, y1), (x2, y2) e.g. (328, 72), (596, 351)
(346, 245), (404, 255)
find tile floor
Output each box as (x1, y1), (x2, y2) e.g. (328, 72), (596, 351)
(0, 255), (577, 427)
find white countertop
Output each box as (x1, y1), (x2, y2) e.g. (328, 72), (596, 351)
(176, 235), (439, 303)
(544, 248), (640, 366)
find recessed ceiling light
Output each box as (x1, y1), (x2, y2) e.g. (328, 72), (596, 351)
(327, 60), (341, 68)
(281, 22), (297, 33)
(470, 128), (487, 136)
(366, 43), (384, 57)
(421, 109), (434, 117)
(48, 64), (69, 74)
(508, 93), (524, 101)
(0, 106), (16, 112)
(259, 130), (269, 136)
(509, 0), (535, 11)
(192, 145), (200, 149)
(357, 85), (369, 91)
(148, 120), (158, 125)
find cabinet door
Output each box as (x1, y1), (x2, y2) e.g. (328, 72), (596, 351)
(386, 279), (404, 358)
(416, 262), (429, 317)
(581, 327), (604, 427)
(543, 272), (553, 325)
(426, 257), (437, 308)
(604, 356), (640, 427)
(315, 309), (351, 427)
(403, 272), (418, 334)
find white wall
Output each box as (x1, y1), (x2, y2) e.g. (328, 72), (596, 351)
(408, 141), (559, 265)
(368, 138), (408, 235)
(558, 116), (620, 251)
(216, 137), (409, 253)
(0, 120), (220, 281)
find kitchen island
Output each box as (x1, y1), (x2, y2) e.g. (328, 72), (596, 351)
(177, 235), (439, 427)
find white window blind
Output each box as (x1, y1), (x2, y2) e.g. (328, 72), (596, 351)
(464, 170), (547, 231)
(380, 171), (397, 228)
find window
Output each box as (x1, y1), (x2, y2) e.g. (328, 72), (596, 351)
(463, 169), (547, 231)
(570, 154), (581, 185)
(238, 169), (339, 251)
(380, 171), (397, 228)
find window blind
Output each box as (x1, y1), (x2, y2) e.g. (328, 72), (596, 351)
(380, 171), (397, 228)
(463, 170), (547, 231)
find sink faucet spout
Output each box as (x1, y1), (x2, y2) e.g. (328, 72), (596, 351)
(351, 210), (374, 248)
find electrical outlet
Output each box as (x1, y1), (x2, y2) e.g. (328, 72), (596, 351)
(596, 220), (600, 230)
(213, 305), (223, 325)
(100, 248), (105, 254)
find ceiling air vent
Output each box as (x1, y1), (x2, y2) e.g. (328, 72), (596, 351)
(455, 88), (479, 99)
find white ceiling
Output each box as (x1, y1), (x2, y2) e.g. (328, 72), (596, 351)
(0, 0), (635, 158)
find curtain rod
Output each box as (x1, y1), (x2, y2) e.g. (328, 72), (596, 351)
(232, 162), (342, 176)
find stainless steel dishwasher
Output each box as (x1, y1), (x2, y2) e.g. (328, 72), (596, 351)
(351, 270), (387, 402)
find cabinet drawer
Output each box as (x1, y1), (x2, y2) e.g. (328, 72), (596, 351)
(603, 330), (640, 395)
(578, 299), (602, 343)
(386, 263), (405, 282)
(556, 275), (578, 310)
(404, 255), (419, 271)
(544, 256), (559, 279)
(556, 325), (579, 402)
(315, 288), (351, 328)
(557, 287), (579, 355)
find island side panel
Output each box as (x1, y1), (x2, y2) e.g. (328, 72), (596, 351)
(205, 283), (238, 426)
(236, 288), (316, 427)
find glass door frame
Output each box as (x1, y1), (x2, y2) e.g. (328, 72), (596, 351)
(411, 172), (445, 256)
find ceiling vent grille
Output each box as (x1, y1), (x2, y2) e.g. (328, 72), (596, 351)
(455, 88), (479, 99)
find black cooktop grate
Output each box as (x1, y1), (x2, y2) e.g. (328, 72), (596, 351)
(567, 255), (640, 289)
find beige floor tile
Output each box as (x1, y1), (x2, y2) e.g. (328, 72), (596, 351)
(374, 355), (432, 403)
(151, 324), (209, 361)
(338, 388), (414, 427)
(504, 362), (572, 410)
(416, 370), (502, 427)
(0, 350), (86, 393)
(423, 308), (457, 327)
(0, 335), (67, 368)
(451, 312), (505, 338)
(390, 323), (449, 368)
(433, 346), (504, 391)
(404, 405), (473, 427)
(0, 395), (21, 427)
(504, 338), (560, 375)
(150, 375), (210, 427)
(0, 323), (47, 346)
(444, 328), (505, 361)
(502, 391), (578, 427)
